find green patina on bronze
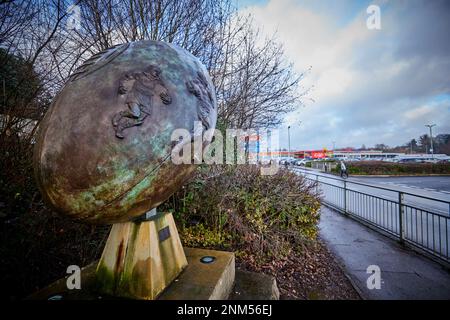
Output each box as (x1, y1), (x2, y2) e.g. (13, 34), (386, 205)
(33, 40), (217, 225)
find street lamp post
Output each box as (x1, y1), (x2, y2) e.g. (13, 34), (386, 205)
(256, 128), (260, 163)
(425, 124), (436, 158)
(332, 141), (336, 159)
(288, 125), (291, 157)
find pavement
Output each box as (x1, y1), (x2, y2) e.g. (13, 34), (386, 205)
(319, 206), (450, 299)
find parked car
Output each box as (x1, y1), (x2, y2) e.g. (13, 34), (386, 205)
(278, 157), (297, 165)
(287, 157), (298, 165)
(294, 159), (308, 166)
(423, 159), (440, 164)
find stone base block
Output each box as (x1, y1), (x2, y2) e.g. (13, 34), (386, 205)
(28, 247), (235, 300)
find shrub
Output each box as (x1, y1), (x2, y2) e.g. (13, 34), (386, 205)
(0, 136), (109, 299)
(161, 165), (321, 263)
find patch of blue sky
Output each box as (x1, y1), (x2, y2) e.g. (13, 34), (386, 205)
(431, 93), (450, 104)
(237, 0), (375, 27)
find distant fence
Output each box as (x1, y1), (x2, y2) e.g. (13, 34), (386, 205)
(293, 167), (450, 264)
(310, 162), (337, 172)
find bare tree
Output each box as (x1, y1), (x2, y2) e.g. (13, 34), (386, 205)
(213, 16), (302, 129)
(1, 0), (304, 142)
(0, 0), (74, 146)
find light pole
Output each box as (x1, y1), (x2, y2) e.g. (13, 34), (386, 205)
(288, 125), (291, 157)
(425, 124), (436, 158)
(256, 128), (260, 163)
(332, 141), (336, 159)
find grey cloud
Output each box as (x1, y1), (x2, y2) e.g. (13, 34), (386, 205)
(295, 1), (450, 148)
(244, 0), (450, 149)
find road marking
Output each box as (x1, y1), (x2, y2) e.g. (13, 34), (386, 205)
(379, 182), (446, 194)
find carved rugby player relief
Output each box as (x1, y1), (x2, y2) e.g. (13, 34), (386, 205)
(112, 65), (172, 139)
(186, 71), (215, 133)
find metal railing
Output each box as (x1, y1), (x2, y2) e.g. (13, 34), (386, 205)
(293, 167), (450, 263)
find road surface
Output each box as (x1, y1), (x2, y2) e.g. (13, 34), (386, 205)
(352, 176), (450, 193)
(292, 167), (450, 261)
(292, 167), (450, 215)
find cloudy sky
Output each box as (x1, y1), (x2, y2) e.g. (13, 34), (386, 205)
(237, 0), (450, 150)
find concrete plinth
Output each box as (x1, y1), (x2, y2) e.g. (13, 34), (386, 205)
(159, 248), (235, 300)
(95, 212), (188, 300)
(28, 247), (235, 300)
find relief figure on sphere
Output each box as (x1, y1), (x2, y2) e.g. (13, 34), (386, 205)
(112, 65), (172, 139)
(186, 71), (215, 133)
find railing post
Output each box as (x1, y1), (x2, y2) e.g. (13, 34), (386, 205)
(343, 180), (347, 214)
(316, 175), (319, 193)
(399, 192), (405, 244)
